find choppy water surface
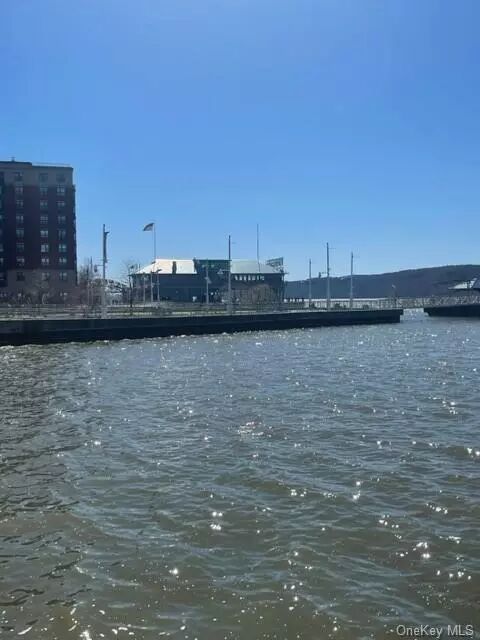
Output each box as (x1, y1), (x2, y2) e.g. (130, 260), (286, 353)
(1, 311), (479, 639)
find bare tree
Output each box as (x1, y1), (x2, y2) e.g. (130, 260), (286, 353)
(120, 259), (140, 307)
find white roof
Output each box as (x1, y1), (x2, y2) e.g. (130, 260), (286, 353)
(135, 258), (283, 276)
(136, 259), (195, 275)
(451, 278), (480, 290)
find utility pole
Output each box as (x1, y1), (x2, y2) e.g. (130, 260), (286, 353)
(349, 251), (354, 310)
(326, 242), (331, 310)
(205, 260), (209, 309)
(308, 258), (312, 308)
(227, 234), (232, 314)
(101, 224), (109, 319)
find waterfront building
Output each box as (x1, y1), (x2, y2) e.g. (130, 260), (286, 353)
(132, 258), (284, 303)
(0, 160), (77, 302)
(231, 260), (284, 303)
(450, 278), (480, 292)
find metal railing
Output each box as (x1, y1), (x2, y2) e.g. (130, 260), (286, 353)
(0, 294), (477, 320)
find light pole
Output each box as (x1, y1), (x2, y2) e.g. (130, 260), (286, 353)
(205, 260), (210, 309)
(392, 284), (397, 308)
(101, 224), (109, 319)
(128, 265), (136, 310)
(227, 234), (232, 314)
(326, 242), (331, 310)
(151, 222), (156, 304)
(308, 258), (312, 308)
(143, 222), (157, 304)
(349, 251), (354, 310)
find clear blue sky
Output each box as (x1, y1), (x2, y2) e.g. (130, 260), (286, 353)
(2, 0), (480, 281)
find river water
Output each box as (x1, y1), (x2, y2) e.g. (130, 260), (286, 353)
(1, 311), (479, 639)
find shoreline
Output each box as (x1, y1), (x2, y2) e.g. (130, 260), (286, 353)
(0, 308), (403, 346)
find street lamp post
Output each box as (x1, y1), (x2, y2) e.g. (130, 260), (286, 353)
(350, 252), (354, 309)
(326, 242), (331, 310)
(128, 265), (135, 311)
(205, 260), (210, 309)
(101, 224), (109, 319)
(143, 222), (157, 304)
(227, 235), (232, 314)
(308, 258), (312, 308)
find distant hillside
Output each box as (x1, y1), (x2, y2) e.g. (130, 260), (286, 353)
(285, 264), (480, 299)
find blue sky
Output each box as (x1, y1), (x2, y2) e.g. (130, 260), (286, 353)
(2, 0), (480, 281)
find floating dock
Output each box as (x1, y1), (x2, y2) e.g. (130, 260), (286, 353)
(424, 303), (480, 318)
(0, 308), (403, 347)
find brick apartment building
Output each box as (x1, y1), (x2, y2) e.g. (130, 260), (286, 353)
(0, 160), (77, 302)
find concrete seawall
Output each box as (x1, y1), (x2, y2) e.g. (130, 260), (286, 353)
(424, 303), (480, 318)
(0, 308), (403, 347)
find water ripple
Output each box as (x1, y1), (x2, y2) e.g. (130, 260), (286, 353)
(1, 311), (479, 638)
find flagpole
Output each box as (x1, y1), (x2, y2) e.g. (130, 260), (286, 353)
(153, 223), (157, 263)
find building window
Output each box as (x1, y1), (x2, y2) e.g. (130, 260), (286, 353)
(16, 257), (25, 267)
(39, 172), (48, 183)
(15, 185), (23, 196)
(59, 271), (68, 281)
(14, 172), (23, 182)
(16, 243), (24, 253)
(0, 257), (3, 268)
(41, 244), (49, 253)
(41, 256), (49, 266)
(58, 229), (66, 240)
(0, 214), (3, 223)
(40, 200), (48, 209)
(58, 243), (67, 253)
(16, 214), (24, 225)
(40, 229), (49, 238)
(16, 271), (25, 281)
(16, 228), (24, 238)
(41, 272), (50, 282)
(59, 256), (67, 266)
(0, 244), (3, 252)
(40, 215), (48, 225)
(57, 200), (65, 209)
(40, 186), (48, 197)
(57, 214), (66, 225)
(56, 173), (66, 183)
(57, 186), (66, 196)
(16, 199), (23, 209)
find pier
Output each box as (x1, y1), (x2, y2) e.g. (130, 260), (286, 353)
(424, 302), (480, 318)
(0, 308), (403, 347)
